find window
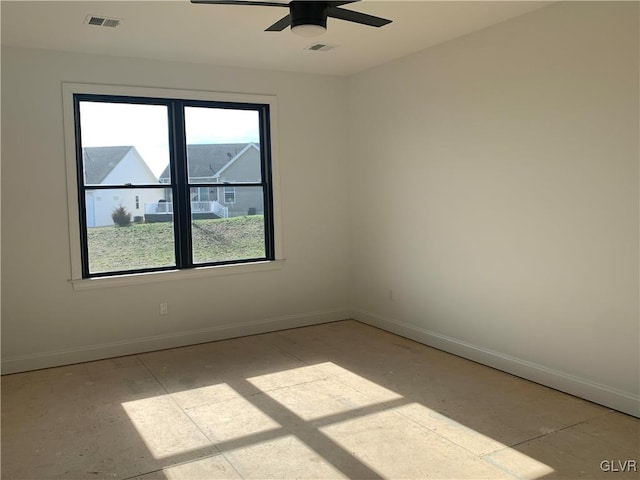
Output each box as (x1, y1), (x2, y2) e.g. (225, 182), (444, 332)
(224, 186), (236, 204)
(71, 91), (275, 279)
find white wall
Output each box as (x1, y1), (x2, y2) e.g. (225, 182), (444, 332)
(348, 2), (639, 416)
(1, 47), (351, 370)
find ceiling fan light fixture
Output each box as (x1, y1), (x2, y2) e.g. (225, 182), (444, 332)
(290, 1), (327, 36)
(291, 23), (326, 37)
(190, 1), (392, 34)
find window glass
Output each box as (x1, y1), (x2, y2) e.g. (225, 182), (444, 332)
(191, 186), (266, 265)
(74, 94), (273, 278)
(184, 107), (262, 184)
(224, 186), (236, 204)
(84, 188), (175, 274)
(79, 102), (170, 185)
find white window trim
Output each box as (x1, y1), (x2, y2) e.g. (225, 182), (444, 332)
(62, 82), (284, 289)
(70, 260), (285, 291)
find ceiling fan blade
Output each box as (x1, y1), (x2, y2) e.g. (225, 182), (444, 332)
(191, 0), (288, 7)
(327, 1), (359, 6)
(265, 14), (292, 31)
(327, 6), (391, 27)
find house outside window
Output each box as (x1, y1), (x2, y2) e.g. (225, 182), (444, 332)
(66, 86), (277, 280)
(224, 186), (236, 204)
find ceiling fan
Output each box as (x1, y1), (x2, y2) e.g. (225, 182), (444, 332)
(190, 0), (392, 37)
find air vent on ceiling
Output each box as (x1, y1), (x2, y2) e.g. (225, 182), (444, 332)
(84, 15), (122, 28)
(305, 43), (339, 52)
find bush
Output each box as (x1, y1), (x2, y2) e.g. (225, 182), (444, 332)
(112, 206), (132, 227)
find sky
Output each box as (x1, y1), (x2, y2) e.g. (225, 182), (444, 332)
(79, 102), (260, 177)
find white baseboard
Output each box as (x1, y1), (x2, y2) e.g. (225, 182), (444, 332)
(1, 308), (351, 375)
(353, 308), (640, 418)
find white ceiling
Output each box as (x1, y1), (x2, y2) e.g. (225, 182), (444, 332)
(1, 1), (550, 76)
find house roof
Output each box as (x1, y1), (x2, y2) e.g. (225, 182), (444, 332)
(83, 146), (133, 184)
(214, 143), (260, 179)
(159, 143), (251, 180)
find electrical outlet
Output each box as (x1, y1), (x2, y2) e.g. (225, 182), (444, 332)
(159, 302), (168, 315)
(388, 289), (394, 301)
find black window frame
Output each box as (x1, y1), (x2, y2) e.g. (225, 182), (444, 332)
(73, 93), (275, 279)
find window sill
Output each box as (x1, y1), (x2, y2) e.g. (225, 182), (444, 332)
(70, 259), (285, 291)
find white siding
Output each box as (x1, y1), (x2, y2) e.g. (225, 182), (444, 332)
(91, 149), (161, 227)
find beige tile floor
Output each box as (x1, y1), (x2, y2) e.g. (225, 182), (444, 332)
(2, 320), (638, 479)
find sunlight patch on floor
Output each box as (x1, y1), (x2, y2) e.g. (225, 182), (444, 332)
(170, 382), (241, 409)
(308, 362), (405, 402)
(484, 448), (557, 479)
(223, 434), (351, 479)
(245, 363), (326, 391)
(144, 455), (241, 480)
(122, 362), (554, 478)
(186, 394), (283, 444)
(121, 395), (211, 459)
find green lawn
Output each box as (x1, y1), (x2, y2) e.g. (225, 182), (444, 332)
(87, 216), (265, 273)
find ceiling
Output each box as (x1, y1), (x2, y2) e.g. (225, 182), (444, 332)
(1, 1), (550, 76)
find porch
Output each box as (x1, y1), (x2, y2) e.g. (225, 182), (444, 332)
(144, 201), (228, 223)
